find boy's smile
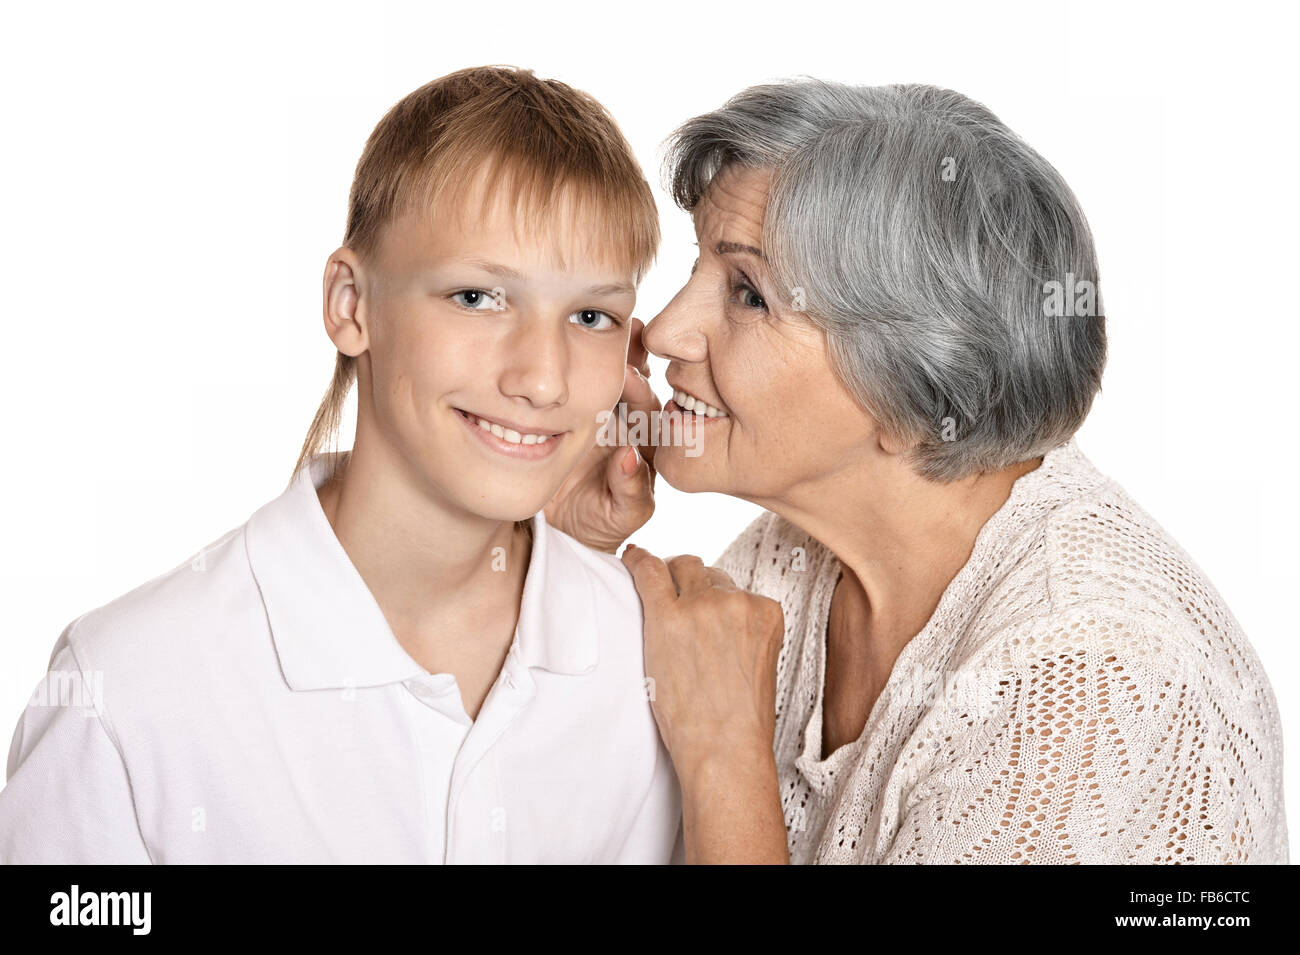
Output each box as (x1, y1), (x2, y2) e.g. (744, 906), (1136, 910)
(453, 405), (566, 460)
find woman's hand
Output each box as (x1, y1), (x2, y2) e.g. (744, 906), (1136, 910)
(621, 543), (789, 863)
(544, 318), (659, 553)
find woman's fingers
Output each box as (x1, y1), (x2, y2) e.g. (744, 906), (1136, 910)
(624, 541), (786, 771)
(619, 363), (660, 471)
(620, 362), (658, 417)
(620, 544), (681, 605)
(604, 439), (655, 523)
(664, 554), (739, 595)
(540, 357), (662, 552)
(628, 317), (652, 379)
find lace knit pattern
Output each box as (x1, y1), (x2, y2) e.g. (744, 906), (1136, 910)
(713, 437), (1288, 864)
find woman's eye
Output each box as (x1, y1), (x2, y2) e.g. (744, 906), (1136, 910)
(451, 289), (502, 311)
(732, 282), (767, 311)
(569, 308), (616, 330)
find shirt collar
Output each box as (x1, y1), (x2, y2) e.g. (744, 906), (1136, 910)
(244, 451), (600, 692)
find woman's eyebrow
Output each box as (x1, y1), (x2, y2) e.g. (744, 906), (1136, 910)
(715, 240), (765, 260)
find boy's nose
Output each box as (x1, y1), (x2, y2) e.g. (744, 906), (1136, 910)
(500, 320), (568, 407)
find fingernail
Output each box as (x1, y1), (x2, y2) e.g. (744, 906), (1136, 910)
(620, 445), (639, 475)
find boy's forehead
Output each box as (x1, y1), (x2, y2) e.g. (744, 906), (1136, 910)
(383, 191), (636, 282)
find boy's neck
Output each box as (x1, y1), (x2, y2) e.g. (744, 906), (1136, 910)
(313, 435), (532, 682)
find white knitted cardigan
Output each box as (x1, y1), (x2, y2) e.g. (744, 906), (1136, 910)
(713, 436), (1288, 864)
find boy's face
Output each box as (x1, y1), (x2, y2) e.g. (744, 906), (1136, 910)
(335, 178), (637, 522)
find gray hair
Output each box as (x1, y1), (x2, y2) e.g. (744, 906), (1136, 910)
(665, 80), (1107, 482)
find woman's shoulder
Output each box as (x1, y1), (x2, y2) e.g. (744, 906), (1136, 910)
(955, 439), (1255, 661)
(910, 440), (1282, 737)
(1037, 473), (1252, 651)
(894, 473), (1288, 861)
(962, 472), (1282, 748)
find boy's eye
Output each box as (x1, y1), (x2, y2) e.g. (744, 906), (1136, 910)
(569, 308), (616, 330)
(451, 288), (504, 311)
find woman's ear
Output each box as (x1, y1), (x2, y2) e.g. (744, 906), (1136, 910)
(875, 421), (912, 458)
(322, 246), (369, 357)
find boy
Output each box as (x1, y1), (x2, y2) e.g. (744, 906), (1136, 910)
(0, 66), (679, 863)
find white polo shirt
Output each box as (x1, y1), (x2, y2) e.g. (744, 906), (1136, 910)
(0, 452), (683, 863)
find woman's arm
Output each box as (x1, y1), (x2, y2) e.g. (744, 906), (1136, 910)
(621, 544), (789, 864)
(675, 742), (788, 864)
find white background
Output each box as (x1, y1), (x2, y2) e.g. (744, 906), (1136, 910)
(2, 0), (1297, 845)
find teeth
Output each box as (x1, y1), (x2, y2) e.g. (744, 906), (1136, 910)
(673, 388), (727, 418)
(469, 412), (554, 444)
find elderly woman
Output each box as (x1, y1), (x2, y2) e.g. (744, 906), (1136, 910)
(550, 80), (1288, 864)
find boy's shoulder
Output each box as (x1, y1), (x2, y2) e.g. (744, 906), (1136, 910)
(538, 519), (645, 644)
(57, 522), (253, 678)
(540, 518), (638, 601)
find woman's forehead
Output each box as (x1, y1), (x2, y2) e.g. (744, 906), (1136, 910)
(695, 166), (771, 242)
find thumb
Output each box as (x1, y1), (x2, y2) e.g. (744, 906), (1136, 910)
(605, 443), (654, 514)
(608, 443), (641, 484)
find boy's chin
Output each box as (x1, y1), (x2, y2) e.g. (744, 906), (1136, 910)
(460, 491), (552, 526)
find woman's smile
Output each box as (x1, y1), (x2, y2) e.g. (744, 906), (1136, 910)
(662, 397), (731, 432)
(666, 384), (729, 418)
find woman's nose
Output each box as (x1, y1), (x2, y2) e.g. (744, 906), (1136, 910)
(643, 282), (708, 364)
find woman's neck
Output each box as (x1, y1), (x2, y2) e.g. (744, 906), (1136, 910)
(758, 451), (1044, 649)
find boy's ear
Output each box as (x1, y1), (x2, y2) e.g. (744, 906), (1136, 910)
(322, 246), (369, 357)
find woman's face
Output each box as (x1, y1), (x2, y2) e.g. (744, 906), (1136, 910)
(335, 180), (636, 523)
(643, 165), (876, 505)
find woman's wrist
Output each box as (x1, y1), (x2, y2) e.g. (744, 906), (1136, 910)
(673, 731), (777, 791)
(675, 738), (788, 864)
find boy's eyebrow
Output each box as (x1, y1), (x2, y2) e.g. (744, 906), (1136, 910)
(460, 257), (526, 281)
(457, 257), (634, 296)
(586, 281), (636, 297)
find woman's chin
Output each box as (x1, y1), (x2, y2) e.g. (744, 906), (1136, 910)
(654, 448), (723, 495)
